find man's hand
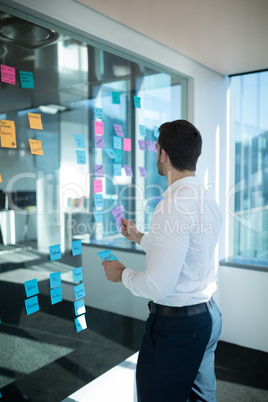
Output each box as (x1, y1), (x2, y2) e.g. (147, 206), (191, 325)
(121, 217), (144, 244)
(101, 259), (126, 282)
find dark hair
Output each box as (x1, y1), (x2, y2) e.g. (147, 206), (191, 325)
(158, 120), (202, 171)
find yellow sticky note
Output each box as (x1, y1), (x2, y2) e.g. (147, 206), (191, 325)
(28, 113), (43, 130)
(0, 120), (17, 148)
(29, 139), (43, 155)
(0, 174), (2, 183)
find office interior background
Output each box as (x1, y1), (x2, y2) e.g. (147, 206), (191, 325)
(0, 0), (267, 401)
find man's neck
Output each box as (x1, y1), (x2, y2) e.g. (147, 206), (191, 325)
(166, 169), (195, 186)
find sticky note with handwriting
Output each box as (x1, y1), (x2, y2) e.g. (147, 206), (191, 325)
(93, 179), (103, 193)
(28, 113), (43, 130)
(94, 107), (104, 120)
(75, 314), (87, 333)
(19, 71), (34, 89)
(111, 205), (124, 231)
(72, 267), (83, 283)
(24, 278), (39, 298)
(113, 163), (122, 176)
(133, 95), (141, 108)
(76, 150), (86, 164)
(74, 134), (86, 149)
(104, 148), (117, 159)
(50, 287), (62, 305)
(93, 209), (103, 223)
(113, 149), (122, 163)
(146, 140), (157, 152)
(25, 295), (39, 315)
(138, 166), (147, 178)
(72, 240), (82, 256)
(95, 121), (104, 135)
(94, 193), (103, 208)
(1, 64), (15, 85)
(112, 91), (120, 104)
(95, 135), (105, 149)
(139, 125), (146, 136)
(123, 138), (131, 151)
(50, 272), (61, 289)
(97, 249), (119, 261)
(138, 139), (146, 151)
(114, 124), (124, 137)
(113, 135), (122, 150)
(94, 164), (104, 177)
(49, 244), (62, 261)
(74, 299), (86, 316)
(74, 282), (86, 300)
(123, 165), (133, 177)
(0, 119), (16, 148)
(29, 139), (43, 156)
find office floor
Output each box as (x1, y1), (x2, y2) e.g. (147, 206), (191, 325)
(0, 245), (268, 401)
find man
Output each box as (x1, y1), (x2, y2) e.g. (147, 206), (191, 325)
(101, 120), (222, 402)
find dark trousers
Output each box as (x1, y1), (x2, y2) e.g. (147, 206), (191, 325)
(136, 309), (212, 402)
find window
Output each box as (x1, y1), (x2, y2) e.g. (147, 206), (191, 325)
(230, 71), (268, 261)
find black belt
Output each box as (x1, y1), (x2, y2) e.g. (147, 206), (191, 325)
(148, 298), (214, 318)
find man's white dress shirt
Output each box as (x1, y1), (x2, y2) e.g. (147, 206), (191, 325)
(122, 176), (222, 307)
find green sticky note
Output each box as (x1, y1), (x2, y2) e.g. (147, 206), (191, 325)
(112, 91), (120, 104)
(19, 71), (34, 89)
(133, 96), (141, 108)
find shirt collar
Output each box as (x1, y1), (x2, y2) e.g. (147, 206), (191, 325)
(162, 176), (201, 199)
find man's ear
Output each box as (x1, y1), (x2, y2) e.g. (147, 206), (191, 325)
(160, 148), (168, 163)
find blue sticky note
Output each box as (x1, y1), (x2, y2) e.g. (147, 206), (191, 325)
(72, 240), (82, 256)
(74, 282), (86, 300)
(112, 91), (120, 104)
(25, 295), (39, 315)
(113, 135), (122, 150)
(133, 96), (141, 108)
(93, 209), (103, 223)
(94, 193), (103, 208)
(24, 278), (39, 298)
(94, 107), (104, 120)
(50, 272), (61, 289)
(19, 71), (34, 89)
(97, 249), (119, 261)
(74, 299), (86, 316)
(113, 163), (122, 176)
(74, 314), (87, 333)
(76, 150), (86, 164)
(113, 149), (122, 163)
(139, 124), (146, 136)
(50, 287), (62, 305)
(72, 266), (83, 283)
(74, 134), (86, 149)
(105, 148), (117, 159)
(49, 244), (62, 261)
(153, 125), (159, 138)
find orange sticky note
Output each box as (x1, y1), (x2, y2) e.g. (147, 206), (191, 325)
(0, 174), (2, 183)
(29, 139), (43, 155)
(0, 120), (17, 148)
(28, 113), (43, 130)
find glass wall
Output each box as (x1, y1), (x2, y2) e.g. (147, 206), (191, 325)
(0, 7), (187, 400)
(230, 71), (268, 261)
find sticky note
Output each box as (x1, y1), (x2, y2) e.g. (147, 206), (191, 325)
(1, 64), (15, 85)
(114, 124), (124, 137)
(104, 148), (117, 159)
(153, 126), (159, 138)
(0, 120), (17, 148)
(95, 135), (105, 149)
(113, 136), (122, 150)
(24, 278), (39, 298)
(94, 164), (104, 177)
(25, 295), (39, 315)
(146, 140), (157, 152)
(49, 244), (62, 261)
(138, 139), (146, 151)
(113, 149), (122, 163)
(138, 166), (147, 178)
(123, 165), (133, 177)
(75, 314), (87, 333)
(72, 266), (83, 283)
(112, 91), (120, 104)
(113, 164), (122, 176)
(50, 272), (61, 289)
(123, 138), (131, 151)
(0, 174), (2, 183)
(133, 96), (141, 108)
(74, 134), (86, 148)
(19, 71), (34, 89)
(28, 113), (43, 130)
(94, 179), (103, 193)
(93, 209), (103, 223)
(74, 282), (86, 300)
(139, 125), (146, 136)
(29, 139), (43, 156)
(95, 121), (104, 135)
(50, 287), (62, 305)
(74, 299), (86, 316)
(97, 249), (119, 261)
(94, 193), (103, 208)
(76, 150), (86, 164)
(72, 240), (82, 256)
(111, 205), (124, 231)
(94, 107), (103, 120)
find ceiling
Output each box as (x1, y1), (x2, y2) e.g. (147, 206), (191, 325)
(76, 0), (268, 76)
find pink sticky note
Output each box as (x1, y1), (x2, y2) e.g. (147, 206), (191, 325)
(95, 121), (104, 135)
(94, 179), (103, 193)
(1, 64), (16, 85)
(123, 138), (131, 151)
(138, 139), (146, 151)
(138, 166), (147, 178)
(114, 124), (124, 137)
(95, 135), (105, 149)
(123, 165), (133, 177)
